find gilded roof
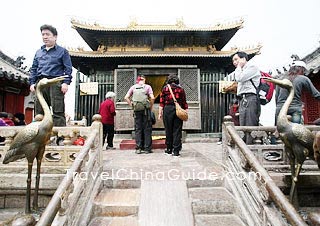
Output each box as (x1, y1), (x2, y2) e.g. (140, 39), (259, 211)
(68, 45), (261, 58)
(71, 18), (244, 32)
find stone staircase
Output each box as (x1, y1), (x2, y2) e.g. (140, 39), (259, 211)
(88, 179), (246, 226)
(87, 143), (248, 226)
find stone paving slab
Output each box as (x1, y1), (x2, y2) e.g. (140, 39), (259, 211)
(102, 143), (224, 182)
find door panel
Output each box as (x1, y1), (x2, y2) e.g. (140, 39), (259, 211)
(178, 69), (201, 130)
(114, 69), (136, 131)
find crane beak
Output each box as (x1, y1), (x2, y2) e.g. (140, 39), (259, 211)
(263, 77), (293, 89)
(263, 77), (274, 82)
(263, 77), (280, 85)
(47, 75), (69, 84)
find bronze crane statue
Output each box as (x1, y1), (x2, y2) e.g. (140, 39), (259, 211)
(313, 131), (320, 168)
(265, 77), (319, 207)
(2, 76), (66, 214)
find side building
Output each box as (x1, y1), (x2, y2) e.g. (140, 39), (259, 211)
(69, 18), (261, 134)
(0, 50), (32, 123)
(302, 46), (320, 124)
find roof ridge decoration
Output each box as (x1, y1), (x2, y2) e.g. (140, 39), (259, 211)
(71, 17), (244, 31)
(0, 50), (29, 75)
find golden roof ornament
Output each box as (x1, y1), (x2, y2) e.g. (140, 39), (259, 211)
(207, 45), (216, 53)
(97, 44), (107, 53)
(77, 47), (84, 52)
(128, 17), (138, 29)
(231, 46), (239, 51)
(176, 18), (186, 28)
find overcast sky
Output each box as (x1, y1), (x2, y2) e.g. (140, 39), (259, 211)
(1, 0), (319, 124)
(1, 0), (319, 71)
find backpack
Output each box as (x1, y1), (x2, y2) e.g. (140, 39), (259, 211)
(132, 84), (150, 111)
(250, 71), (275, 105)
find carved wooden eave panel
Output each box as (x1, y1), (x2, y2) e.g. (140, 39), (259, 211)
(68, 44), (261, 58)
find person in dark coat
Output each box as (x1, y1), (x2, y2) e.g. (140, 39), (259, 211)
(158, 74), (188, 157)
(275, 60), (320, 124)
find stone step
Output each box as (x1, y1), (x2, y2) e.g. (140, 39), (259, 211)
(186, 178), (224, 188)
(194, 214), (246, 226)
(103, 179), (141, 189)
(119, 139), (166, 150)
(88, 216), (138, 226)
(92, 188), (140, 217)
(189, 187), (236, 214)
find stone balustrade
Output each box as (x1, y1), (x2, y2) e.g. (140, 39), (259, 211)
(0, 115), (103, 213)
(222, 116), (320, 226)
(0, 126), (94, 170)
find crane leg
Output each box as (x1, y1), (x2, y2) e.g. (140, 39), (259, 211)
(25, 162), (33, 214)
(289, 163), (302, 208)
(286, 148), (295, 182)
(33, 158), (42, 210)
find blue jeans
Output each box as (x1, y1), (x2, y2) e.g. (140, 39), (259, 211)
(275, 107), (303, 124)
(291, 111), (303, 124)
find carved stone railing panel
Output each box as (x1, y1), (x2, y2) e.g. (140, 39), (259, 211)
(235, 126), (282, 146)
(0, 126), (95, 171)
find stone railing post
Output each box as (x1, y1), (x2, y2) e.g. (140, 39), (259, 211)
(222, 115), (234, 162)
(90, 114), (103, 164)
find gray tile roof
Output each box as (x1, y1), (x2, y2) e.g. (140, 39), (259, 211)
(0, 53), (29, 83)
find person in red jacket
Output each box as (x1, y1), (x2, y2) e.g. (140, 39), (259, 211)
(99, 92), (116, 150)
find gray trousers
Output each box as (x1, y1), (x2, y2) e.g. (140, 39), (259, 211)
(34, 82), (66, 126)
(239, 94), (260, 144)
